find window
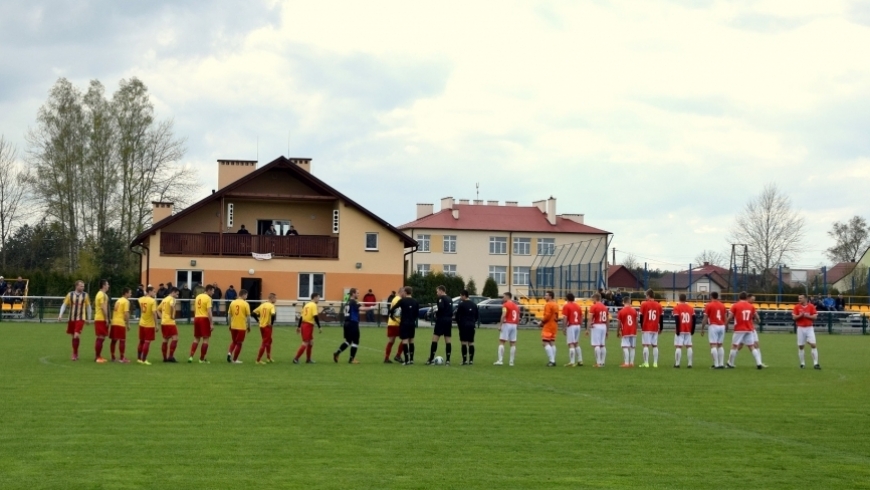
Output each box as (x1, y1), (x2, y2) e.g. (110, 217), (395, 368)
(176, 270), (204, 289)
(537, 238), (555, 256)
(416, 264), (430, 277)
(365, 232), (379, 251)
(298, 273), (324, 300)
(513, 266), (530, 286)
(443, 235), (457, 253)
(489, 236), (507, 255)
(444, 265), (457, 277)
(417, 234), (430, 253)
(489, 266), (507, 285)
(513, 237), (531, 255)
(535, 268), (555, 288)
(332, 210), (340, 233)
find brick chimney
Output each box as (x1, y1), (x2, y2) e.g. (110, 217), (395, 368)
(532, 199), (547, 213)
(473, 200), (483, 205)
(152, 201), (174, 223)
(505, 201), (518, 207)
(440, 197), (454, 210)
(416, 203), (434, 219)
(218, 160), (257, 189)
(288, 158), (312, 173)
(487, 200), (499, 206)
(561, 213), (584, 224)
(458, 199), (470, 205)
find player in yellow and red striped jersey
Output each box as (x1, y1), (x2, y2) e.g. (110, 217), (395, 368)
(158, 287), (180, 362)
(58, 280), (91, 361)
(253, 293), (277, 364)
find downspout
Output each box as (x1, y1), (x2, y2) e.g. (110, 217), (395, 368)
(129, 241), (151, 287)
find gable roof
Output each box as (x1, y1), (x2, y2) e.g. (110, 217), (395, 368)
(658, 271), (729, 290)
(826, 262), (857, 285)
(398, 205), (609, 234)
(131, 156), (416, 248)
(607, 265), (640, 288)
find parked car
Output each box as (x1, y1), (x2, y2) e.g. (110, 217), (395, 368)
(477, 298), (529, 325)
(424, 295), (488, 322)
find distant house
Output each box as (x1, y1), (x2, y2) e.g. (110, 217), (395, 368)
(656, 263), (729, 301)
(829, 261), (862, 292)
(607, 265), (641, 290)
(130, 157), (416, 302)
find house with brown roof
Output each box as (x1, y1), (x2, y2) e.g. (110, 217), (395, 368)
(655, 263), (730, 301)
(130, 157), (415, 302)
(607, 265), (641, 290)
(397, 197), (610, 296)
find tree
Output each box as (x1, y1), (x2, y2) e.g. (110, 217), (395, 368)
(728, 184), (805, 286)
(0, 136), (34, 267)
(826, 216), (870, 263)
(466, 278), (478, 296)
(482, 277), (499, 298)
(694, 250), (727, 267)
(82, 80), (118, 239)
(621, 254), (640, 271)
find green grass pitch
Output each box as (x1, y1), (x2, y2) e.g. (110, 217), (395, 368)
(2, 322), (870, 489)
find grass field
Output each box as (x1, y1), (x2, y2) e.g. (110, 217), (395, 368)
(2, 322), (870, 489)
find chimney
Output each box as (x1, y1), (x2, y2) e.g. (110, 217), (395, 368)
(288, 158), (312, 173)
(452, 209), (459, 219)
(487, 200), (499, 206)
(218, 160), (257, 189)
(152, 201), (174, 223)
(505, 201), (518, 207)
(440, 196), (454, 211)
(532, 199), (547, 213)
(473, 200), (483, 205)
(416, 203), (434, 219)
(459, 199), (470, 205)
(561, 213), (584, 224)
(703, 261), (710, 266)
(546, 196), (557, 225)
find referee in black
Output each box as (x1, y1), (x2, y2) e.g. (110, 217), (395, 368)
(390, 287), (420, 365)
(455, 290), (479, 365)
(426, 285), (454, 365)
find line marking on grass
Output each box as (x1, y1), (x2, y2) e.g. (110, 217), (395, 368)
(38, 356), (69, 368)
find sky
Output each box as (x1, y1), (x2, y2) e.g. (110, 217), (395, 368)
(1, 0), (869, 271)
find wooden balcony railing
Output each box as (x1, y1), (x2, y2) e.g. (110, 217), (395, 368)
(160, 233), (339, 259)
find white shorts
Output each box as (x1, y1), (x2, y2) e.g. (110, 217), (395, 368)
(674, 332), (693, 347)
(590, 324), (607, 346)
(731, 331), (755, 347)
(566, 325), (581, 345)
(797, 327), (817, 346)
(642, 332), (659, 346)
(708, 325), (725, 344)
(621, 336), (636, 348)
(499, 324), (518, 342)
(751, 330), (759, 344)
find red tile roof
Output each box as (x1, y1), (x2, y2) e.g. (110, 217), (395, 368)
(826, 262), (857, 284)
(398, 205), (609, 234)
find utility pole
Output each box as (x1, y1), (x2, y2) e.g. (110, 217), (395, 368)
(612, 247), (616, 265)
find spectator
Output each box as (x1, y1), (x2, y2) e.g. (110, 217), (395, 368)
(224, 285), (237, 324)
(212, 282), (222, 316)
(387, 290), (396, 305)
(193, 282), (205, 297)
(156, 283), (167, 300)
(822, 294), (835, 312)
(133, 284), (145, 319)
(12, 276), (25, 295)
(362, 289), (377, 322)
(835, 293), (846, 311)
(614, 290), (624, 307)
(237, 225), (250, 235)
(264, 225), (277, 236)
(0, 276), (6, 296)
(179, 282), (192, 320)
(285, 225), (299, 236)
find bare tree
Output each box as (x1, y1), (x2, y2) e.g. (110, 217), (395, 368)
(82, 80), (118, 239)
(621, 253), (640, 271)
(729, 184), (805, 285)
(0, 136), (34, 267)
(26, 78), (87, 272)
(694, 250), (727, 267)
(826, 216), (870, 263)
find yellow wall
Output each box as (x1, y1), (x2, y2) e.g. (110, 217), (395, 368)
(227, 200), (335, 235)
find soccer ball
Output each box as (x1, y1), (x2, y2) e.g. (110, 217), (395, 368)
(433, 356), (445, 365)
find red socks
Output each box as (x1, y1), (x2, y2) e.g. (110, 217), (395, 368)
(295, 344), (306, 360)
(170, 340), (177, 358)
(385, 340), (394, 359)
(161, 342), (169, 360)
(190, 342), (198, 357)
(233, 343), (242, 361)
(266, 340), (272, 359)
(306, 344), (313, 361)
(137, 340), (144, 359)
(95, 338), (104, 359)
(200, 342), (209, 360)
(138, 341), (150, 360)
(258, 344), (266, 362)
(72, 337), (80, 356)
(397, 343), (405, 357)
(119, 340), (126, 359)
(110, 340), (117, 360)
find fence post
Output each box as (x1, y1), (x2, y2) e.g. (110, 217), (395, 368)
(863, 314), (867, 335)
(758, 310), (765, 333)
(827, 312), (833, 335)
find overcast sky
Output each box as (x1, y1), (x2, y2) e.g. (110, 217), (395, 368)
(2, 0), (869, 270)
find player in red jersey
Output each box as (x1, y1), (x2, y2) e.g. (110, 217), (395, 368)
(701, 291), (727, 369)
(587, 293), (609, 367)
(616, 302), (638, 367)
(639, 289), (663, 368)
(59, 280), (91, 361)
(672, 294), (695, 368)
(561, 293), (583, 367)
(494, 292), (521, 366)
(726, 291), (764, 369)
(793, 294), (820, 369)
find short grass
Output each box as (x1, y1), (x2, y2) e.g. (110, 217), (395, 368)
(1, 322), (870, 489)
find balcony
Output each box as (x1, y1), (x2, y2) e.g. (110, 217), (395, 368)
(160, 233), (338, 259)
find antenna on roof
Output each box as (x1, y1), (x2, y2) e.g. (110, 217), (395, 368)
(475, 182), (479, 200)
